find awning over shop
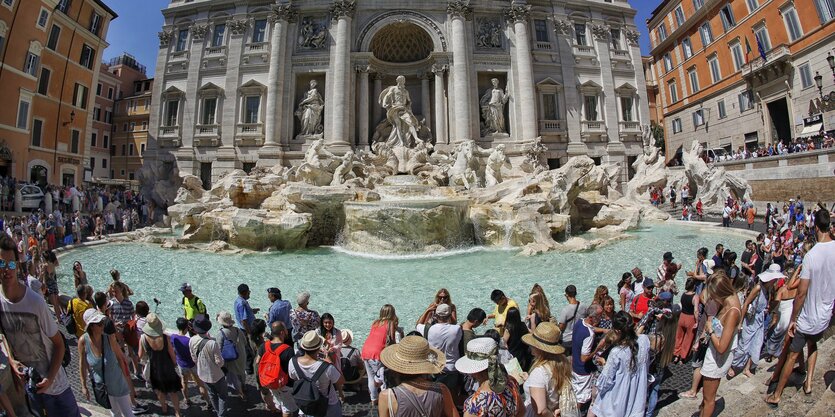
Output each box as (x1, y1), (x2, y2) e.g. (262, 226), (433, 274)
(797, 123), (823, 139)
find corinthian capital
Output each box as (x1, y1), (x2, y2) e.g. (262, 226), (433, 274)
(228, 19), (249, 36)
(624, 29), (640, 46)
(504, 2), (531, 24)
(158, 29), (174, 47)
(330, 0), (356, 20)
(190, 23), (209, 40)
(269, 3), (298, 23)
(447, 1), (473, 20)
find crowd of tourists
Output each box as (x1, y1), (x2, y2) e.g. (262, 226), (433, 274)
(705, 134), (834, 163)
(0, 202), (833, 417)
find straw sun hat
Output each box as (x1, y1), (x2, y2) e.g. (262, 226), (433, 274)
(522, 322), (566, 355)
(380, 335), (445, 375)
(142, 313), (165, 337)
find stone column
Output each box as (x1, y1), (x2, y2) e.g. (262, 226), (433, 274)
(265, 4), (297, 147)
(421, 73), (431, 129)
(357, 65), (370, 149)
(327, 0), (355, 152)
(506, 3), (538, 142)
(432, 63), (448, 144)
(448, 1), (473, 143)
(372, 73), (383, 126)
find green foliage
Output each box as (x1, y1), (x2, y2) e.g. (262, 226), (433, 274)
(651, 122), (665, 153)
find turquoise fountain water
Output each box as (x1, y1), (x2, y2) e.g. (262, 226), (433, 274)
(58, 224), (748, 343)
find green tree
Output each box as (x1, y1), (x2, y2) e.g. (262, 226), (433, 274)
(651, 121), (665, 153)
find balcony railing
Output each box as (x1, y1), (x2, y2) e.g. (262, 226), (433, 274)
(245, 42), (268, 53)
(742, 45), (792, 76)
(573, 45), (595, 56)
(610, 49), (630, 61)
(582, 120), (606, 133)
(619, 121), (641, 133)
(170, 50), (189, 60)
(535, 41), (552, 50)
(205, 45), (226, 56)
(158, 125), (180, 138)
(538, 120), (564, 132)
(195, 124), (219, 136)
(236, 123), (263, 135)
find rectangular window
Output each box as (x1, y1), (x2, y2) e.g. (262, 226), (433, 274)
(730, 41), (744, 71)
(129, 122), (135, 131)
(176, 28), (188, 51)
(669, 80), (679, 103)
(719, 5), (736, 31)
(252, 19), (267, 43)
(104, 111), (111, 124)
(107, 87), (113, 99)
(754, 26), (771, 52)
(543, 93), (559, 120)
(122, 123), (127, 132)
(129, 143), (134, 156)
(80, 44), (95, 69)
(23, 53), (39, 76)
(738, 90), (754, 111)
(212, 23), (225, 47)
(31, 119), (42, 146)
(718, 100), (727, 119)
(672, 118), (682, 133)
(584, 95), (598, 121)
(141, 121), (147, 131)
(681, 37), (693, 60)
(38, 68), (50, 95)
(664, 54), (673, 72)
(47, 25), (61, 50)
(534, 20), (548, 43)
(688, 68), (699, 93)
(91, 132), (97, 147)
(799, 63), (813, 89)
(103, 135), (109, 148)
(121, 144), (125, 156)
(700, 22), (713, 46)
(693, 0), (704, 10)
(747, 0), (759, 12)
(815, 0), (835, 23)
(93, 107), (100, 121)
(165, 100), (179, 126)
(610, 29), (621, 50)
(202, 98), (217, 124)
(71, 130), (80, 153)
(37, 9), (49, 28)
(708, 55), (721, 83)
(57, 0), (70, 14)
(575, 23), (587, 46)
(244, 96), (260, 124)
(693, 109), (705, 127)
(620, 97), (634, 121)
(140, 143), (145, 155)
(674, 6), (685, 27)
(782, 6), (803, 42)
(658, 24), (668, 41)
(102, 159), (107, 169)
(72, 83), (88, 109)
(2, 0), (13, 7)
(89, 12), (102, 36)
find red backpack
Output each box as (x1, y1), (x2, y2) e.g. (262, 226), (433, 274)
(259, 341), (290, 389)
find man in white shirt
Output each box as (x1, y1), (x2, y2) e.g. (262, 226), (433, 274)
(767, 209), (834, 406)
(189, 315), (228, 417)
(722, 203), (732, 227)
(416, 303), (463, 393)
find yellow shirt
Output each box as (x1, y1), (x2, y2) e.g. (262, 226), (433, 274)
(67, 298), (93, 337)
(492, 298), (519, 331)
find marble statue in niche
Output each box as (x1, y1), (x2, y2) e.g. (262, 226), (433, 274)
(296, 80), (324, 136)
(480, 78), (511, 136)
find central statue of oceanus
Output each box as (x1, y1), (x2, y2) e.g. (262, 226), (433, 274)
(378, 75), (421, 147)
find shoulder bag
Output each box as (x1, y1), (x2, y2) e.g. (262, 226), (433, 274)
(90, 334), (112, 409)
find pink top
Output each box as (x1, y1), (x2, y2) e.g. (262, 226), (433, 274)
(361, 322), (389, 360)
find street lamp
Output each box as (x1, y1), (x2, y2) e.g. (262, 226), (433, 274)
(815, 71), (824, 98)
(62, 110), (76, 126)
(827, 52), (835, 76)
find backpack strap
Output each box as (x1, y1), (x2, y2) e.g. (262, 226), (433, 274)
(422, 323), (433, 339)
(196, 338), (210, 359)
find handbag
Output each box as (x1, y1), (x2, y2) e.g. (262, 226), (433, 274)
(90, 335), (112, 409)
(64, 301), (77, 336)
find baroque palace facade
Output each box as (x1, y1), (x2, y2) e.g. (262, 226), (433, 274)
(148, 0), (650, 187)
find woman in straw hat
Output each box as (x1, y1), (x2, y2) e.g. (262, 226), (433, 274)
(520, 322), (578, 417)
(377, 335), (459, 417)
(78, 309), (135, 417)
(138, 313), (183, 417)
(456, 337), (524, 417)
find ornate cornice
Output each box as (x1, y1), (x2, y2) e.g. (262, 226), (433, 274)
(330, 0), (356, 20)
(228, 19), (249, 36)
(269, 3), (298, 23)
(590, 23), (610, 41)
(431, 63), (448, 75)
(504, 3), (531, 24)
(158, 30), (174, 47)
(624, 29), (640, 47)
(447, 1), (473, 20)
(190, 23), (209, 40)
(552, 18), (571, 35)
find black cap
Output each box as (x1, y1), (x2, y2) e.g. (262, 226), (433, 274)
(267, 287), (281, 296)
(663, 252), (674, 261)
(192, 314), (212, 334)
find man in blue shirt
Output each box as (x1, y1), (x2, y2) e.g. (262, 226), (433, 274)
(234, 283), (259, 374)
(267, 287), (292, 338)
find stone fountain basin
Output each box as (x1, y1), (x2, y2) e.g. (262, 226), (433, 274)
(341, 199), (474, 254)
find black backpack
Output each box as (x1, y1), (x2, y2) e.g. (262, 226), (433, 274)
(291, 357), (331, 417)
(340, 347), (360, 381)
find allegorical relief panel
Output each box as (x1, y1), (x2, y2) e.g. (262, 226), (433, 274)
(475, 17), (503, 50)
(297, 16), (329, 51)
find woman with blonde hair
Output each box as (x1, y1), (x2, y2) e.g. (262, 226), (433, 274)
(521, 322), (579, 417)
(698, 270), (741, 417)
(528, 284), (550, 311)
(526, 292), (552, 332)
(418, 288), (458, 325)
(362, 304), (402, 405)
(592, 286), (609, 307)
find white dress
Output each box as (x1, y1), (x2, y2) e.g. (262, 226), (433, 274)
(701, 308), (739, 379)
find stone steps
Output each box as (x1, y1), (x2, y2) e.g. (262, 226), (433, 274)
(657, 332), (835, 417)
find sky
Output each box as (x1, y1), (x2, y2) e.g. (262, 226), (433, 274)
(104, 0), (657, 77)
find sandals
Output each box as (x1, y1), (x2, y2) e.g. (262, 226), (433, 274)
(764, 396), (779, 409)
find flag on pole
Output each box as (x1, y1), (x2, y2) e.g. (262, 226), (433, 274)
(744, 36), (752, 63)
(755, 32), (767, 61)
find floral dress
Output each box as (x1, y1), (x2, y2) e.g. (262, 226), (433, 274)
(463, 378), (519, 417)
(290, 308), (320, 342)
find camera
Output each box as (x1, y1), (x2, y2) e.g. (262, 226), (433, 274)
(20, 366), (43, 395)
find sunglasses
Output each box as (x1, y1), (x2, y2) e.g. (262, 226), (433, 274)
(0, 260), (16, 271)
